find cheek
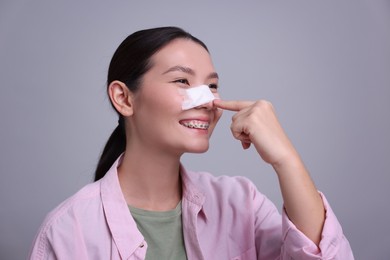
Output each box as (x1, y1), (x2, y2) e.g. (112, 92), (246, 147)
(208, 109), (222, 137)
(144, 88), (183, 111)
(211, 109), (223, 129)
(171, 92), (186, 110)
(215, 109), (223, 123)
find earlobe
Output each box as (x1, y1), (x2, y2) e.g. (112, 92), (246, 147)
(108, 80), (134, 117)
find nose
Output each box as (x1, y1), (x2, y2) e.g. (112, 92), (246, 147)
(195, 100), (214, 110)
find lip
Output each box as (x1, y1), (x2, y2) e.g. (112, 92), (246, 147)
(179, 115), (211, 123)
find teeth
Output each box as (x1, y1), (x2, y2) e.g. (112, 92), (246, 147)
(181, 120), (209, 130)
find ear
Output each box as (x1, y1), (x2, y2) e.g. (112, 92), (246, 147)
(108, 80), (134, 117)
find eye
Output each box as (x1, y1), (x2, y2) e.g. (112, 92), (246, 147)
(173, 78), (190, 85)
(208, 84), (219, 91)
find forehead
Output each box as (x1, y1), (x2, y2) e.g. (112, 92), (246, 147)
(150, 39), (215, 72)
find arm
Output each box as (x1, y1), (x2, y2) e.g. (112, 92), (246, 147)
(274, 153), (324, 246)
(214, 99), (324, 245)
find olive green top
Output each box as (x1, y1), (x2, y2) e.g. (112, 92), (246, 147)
(129, 201), (187, 260)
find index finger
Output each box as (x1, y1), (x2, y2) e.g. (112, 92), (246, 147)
(213, 99), (255, 111)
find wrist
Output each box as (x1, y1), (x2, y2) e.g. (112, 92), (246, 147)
(271, 151), (304, 176)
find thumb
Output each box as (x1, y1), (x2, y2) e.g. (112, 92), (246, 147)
(241, 141), (251, 150)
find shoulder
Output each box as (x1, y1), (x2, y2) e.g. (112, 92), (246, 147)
(37, 181), (102, 235)
(30, 180), (111, 258)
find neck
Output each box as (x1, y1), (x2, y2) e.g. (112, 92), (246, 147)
(118, 143), (182, 211)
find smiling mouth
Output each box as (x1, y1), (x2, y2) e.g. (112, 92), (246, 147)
(180, 120), (210, 130)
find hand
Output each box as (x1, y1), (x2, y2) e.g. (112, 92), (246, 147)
(214, 99), (325, 245)
(213, 99), (298, 167)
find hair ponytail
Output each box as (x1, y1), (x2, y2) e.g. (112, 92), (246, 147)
(94, 121), (126, 181)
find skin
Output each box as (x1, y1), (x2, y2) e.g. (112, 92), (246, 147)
(109, 39), (325, 246)
(213, 99), (325, 246)
(109, 39), (222, 211)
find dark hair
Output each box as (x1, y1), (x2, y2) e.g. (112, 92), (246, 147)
(94, 26), (209, 181)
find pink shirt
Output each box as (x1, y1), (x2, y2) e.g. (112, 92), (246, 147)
(30, 156), (354, 259)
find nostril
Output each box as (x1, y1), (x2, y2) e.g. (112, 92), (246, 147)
(195, 101), (213, 110)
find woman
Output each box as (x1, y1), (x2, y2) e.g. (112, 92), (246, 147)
(30, 27), (354, 259)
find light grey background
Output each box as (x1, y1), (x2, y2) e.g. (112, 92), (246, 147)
(1, 0), (389, 259)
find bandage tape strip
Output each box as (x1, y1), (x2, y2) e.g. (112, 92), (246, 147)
(181, 85), (216, 110)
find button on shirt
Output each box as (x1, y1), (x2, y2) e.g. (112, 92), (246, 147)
(29, 155), (354, 259)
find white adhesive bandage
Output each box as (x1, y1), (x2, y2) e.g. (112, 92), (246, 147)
(180, 85), (216, 110)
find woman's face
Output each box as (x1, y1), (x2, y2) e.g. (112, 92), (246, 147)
(128, 38), (222, 156)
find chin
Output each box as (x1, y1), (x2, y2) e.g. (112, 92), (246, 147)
(185, 142), (210, 154)
(188, 148), (209, 154)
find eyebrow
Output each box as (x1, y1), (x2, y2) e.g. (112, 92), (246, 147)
(163, 65), (219, 80)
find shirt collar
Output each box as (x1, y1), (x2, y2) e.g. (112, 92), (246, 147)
(180, 164), (206, 207)
(100, 154), (145, 259)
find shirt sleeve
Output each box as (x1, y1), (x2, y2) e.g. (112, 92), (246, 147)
(280, 192), (354, 259)
(29, 224), (57, 260)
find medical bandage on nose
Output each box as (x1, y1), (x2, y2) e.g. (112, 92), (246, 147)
(180, 85), (216, 110)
